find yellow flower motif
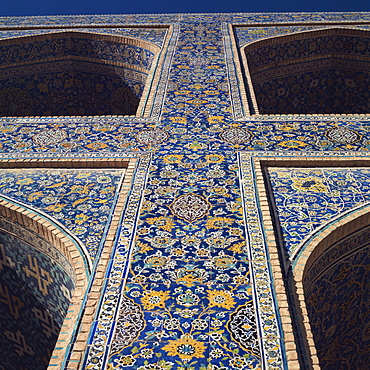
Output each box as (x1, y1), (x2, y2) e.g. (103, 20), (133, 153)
(45, 203), (65, 212)
(144, 255), (168, 269)
(28, 191), (44, 201)
(212, 254), (236, 270)
(16, 178), (34, 185)
(206, 216), (234, 229)
(208, 289), (236, 309)
(278, 140), (308, 148)
(100, 186), (115, 194)
(146, 216), (174, 232)
(205, 154), (224, 163)
(170, 117), (187, 124)
(135, 241), (153, 253)
(233, 275), (249, 285)
(212, 186), (230, 197)
(69, 185), (91, 194)
(277, 123), (298, 131)
(292, 177), (329, 193)
(171, 248), (186, 257)
(72, 197), (89, 207)
(141, 290), (170, 310)
(162, 334), (206, 361)
(75, 213), (89, 225)
(185, 142), (207, 150)
(85, 142), (109, 149)
(163, 154), (184, 164)
(228, 241), (246, 254)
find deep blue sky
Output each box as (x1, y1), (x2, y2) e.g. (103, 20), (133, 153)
(1, 0), (370, 17)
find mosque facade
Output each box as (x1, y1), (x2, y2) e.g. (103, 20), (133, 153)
(0, 11), (369, 370)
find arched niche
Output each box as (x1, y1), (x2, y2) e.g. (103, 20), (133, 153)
(0, 198), (90, 369)
(292, 205), (370, 369)
(0, 31), (160, 117)
(243, 27), (370, 115)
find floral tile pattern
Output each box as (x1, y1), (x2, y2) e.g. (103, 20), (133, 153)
(267, 167), (370, 259)
(0, 169), (124, 260)
(0, 10), (369, 370)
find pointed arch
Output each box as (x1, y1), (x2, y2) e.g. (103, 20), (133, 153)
(0, 30), (161, 117)
(0, 196), (90, 369)
(292, 203), (370, 369)
(242, 27), (370, 115)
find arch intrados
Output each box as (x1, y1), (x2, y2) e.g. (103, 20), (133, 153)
(0, 29), (160, 54)
(0, 196), (90, 368)
(293, 202), (370, 279)
(242, 26), (370, 53)
(291, 203), (370, 367)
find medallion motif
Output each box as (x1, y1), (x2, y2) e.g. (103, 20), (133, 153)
(227, 301), (261, 357)
(170, 193), (211, 222)
(219, 127), (253, 144)
(110, 296), (145, 354)
(189, 57), (210, 66)
(135, 128), (169, 145)
(325, 127), (361, 144)
(32, 127), (68, 146)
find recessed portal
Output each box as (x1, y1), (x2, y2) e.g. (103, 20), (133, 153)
(303, 227), (370, 369)
(0, 32), (159, 116)
(244, 28), (370, 115)
(0, 220), (75, 369)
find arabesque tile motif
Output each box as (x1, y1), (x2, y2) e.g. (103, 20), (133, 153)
(0, 10), (369, 370)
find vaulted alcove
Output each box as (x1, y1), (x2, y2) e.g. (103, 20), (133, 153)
(0, 226), (75, 369)
(303, 227), (370, 369)
(243, 28), (370, 115)
(0, 31), (159, 116)
(290, 206), (370, 369)
(0, 197), (89, 369)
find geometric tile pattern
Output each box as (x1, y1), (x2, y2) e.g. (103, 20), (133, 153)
(245, 31), (370, 114)
(0, 228), (75, 370)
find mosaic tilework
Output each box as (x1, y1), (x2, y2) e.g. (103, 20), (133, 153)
(2, 12), (370, 28)
(0, 11), (369, 370)
(1, 119), (370, 154)
(0, 32), (158, 116)
(267, 167), (370, 259)
(0, 229), (75, 370)
(0, 65), (143, 116)
(303, 227), (370, 369)
(83, 19), (284, 370)
(0, 169), (125, 260)
(0, 215), (76, 281)
(234, 25), (370, 47)
(0, 28), (168, 48)
(244, 30), (370, 114)
(0, 34), (156, 69)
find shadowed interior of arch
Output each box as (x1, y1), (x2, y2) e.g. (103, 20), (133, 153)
(0, 31), (157, 116)
(302, 225), (370, 369)
(244, 28), (370, 114)
(0, 217), (76, 369)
